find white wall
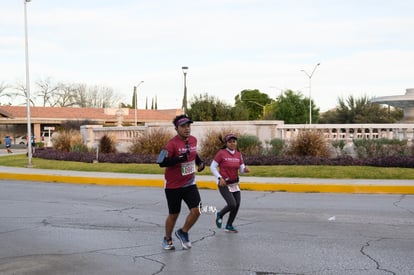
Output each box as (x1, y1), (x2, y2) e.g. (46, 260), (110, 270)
(81, 121), (414, 153)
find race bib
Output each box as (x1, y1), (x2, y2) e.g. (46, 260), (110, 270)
(227, 183), (240, 193)
(181, 160), (195, 176)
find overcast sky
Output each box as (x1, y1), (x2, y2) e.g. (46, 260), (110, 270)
(1, 0), (413, 111)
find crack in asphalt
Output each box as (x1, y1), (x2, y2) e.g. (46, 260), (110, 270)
(134, 229), (217, 275)
(104, 206), (140, 213)
(38, 205), (164, 231)
(101, 190), (143, 199)
(104, 206), (163, 226)
(31, 215), (216, 274)
(104, 206), (164, 227)
(126, 215), (162, 227)
(137, 255), (166, 275)
(393, 195), (414, 215)
(0, 244), (170, 274)
(360, 238), (396, 275)
(249, 271), (303, 275)
(191, 228), (216, 244)
(0, 226), (37, 235)
(254, 191), (275, 199)
(0, 218), (53, 235)
(41, 220), (161, 231)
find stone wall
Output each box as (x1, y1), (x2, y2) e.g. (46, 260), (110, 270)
(81, 120), (284, 152)
(81, 121), (414, 153)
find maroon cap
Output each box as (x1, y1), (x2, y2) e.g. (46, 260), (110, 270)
(175, 117), (193, 127)
(224, 134), (237, 142)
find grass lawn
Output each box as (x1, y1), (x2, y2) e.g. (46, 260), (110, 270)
(1, 154), (414, 180)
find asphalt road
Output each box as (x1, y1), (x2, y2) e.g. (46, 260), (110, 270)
(0, 180), (413, 275)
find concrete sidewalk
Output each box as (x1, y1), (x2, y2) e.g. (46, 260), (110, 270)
(1, 163), (414, 194)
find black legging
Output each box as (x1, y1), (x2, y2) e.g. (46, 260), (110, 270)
(218, 186), (241, 227)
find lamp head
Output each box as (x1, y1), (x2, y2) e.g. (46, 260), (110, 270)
(182, 66), (188, 74)
(136, 81), (144, 88)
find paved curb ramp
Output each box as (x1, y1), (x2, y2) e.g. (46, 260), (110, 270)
(1, 166), (414, 194)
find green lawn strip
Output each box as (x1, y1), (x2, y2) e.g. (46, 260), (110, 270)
(1, 155), (414, 180)
(246, 165), (414, 180)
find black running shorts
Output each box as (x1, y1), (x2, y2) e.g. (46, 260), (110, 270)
(165, 184), (201, 214)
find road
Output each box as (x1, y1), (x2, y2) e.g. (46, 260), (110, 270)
(0, 180), (413, 275)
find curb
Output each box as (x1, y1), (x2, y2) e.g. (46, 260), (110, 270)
(1, 172), (414, 194)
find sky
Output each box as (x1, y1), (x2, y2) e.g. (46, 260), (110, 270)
(1, 0), (414, 111)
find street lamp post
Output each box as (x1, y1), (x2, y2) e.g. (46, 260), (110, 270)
(134, 81), (144, 126)
(182, 66), (188, 114)
(24, 0), (33, 167)
(301, 63), (320, 125)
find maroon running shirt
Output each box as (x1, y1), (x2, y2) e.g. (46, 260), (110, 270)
(164, 135), (198, 189)
(213, 149), (244, 182)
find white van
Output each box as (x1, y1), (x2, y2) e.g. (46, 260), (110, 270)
(41, 131), (56, 146)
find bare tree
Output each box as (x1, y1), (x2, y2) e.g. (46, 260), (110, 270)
(0, 82), (11, 105)
(9, 78), (120, 108)
(12, 81), (36, 106)
(88, 85), (100, 107)
(98, 86), (117, 108)
(72, 83), (89, 107)
(36, 77), (60, 107)
(72, 84), (118, 108)
(55, 83), (78, 107)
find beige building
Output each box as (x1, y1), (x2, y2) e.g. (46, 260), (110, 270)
(0, 105), (181, 144)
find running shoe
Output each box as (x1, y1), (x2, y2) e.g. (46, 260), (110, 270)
(225, 225), (238, 233)
(175, 228), (192, 249)
(162, 237), (175, 250)
(215, 211), (222, 229)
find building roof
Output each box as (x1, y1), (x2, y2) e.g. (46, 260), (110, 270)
(0, 106), (182, 124)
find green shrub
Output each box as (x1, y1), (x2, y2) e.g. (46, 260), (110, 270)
(268, 138), (286, 156)
(129, 127), (173, 154)
(288, 130), (330, 157)
(331, 140), (346, 151)
(331, 140), (346, 156)
(353, 138), (410, 158)
(238, 135), (262, 156)
(71, 143), (89, 153)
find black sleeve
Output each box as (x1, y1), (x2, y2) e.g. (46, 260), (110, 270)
(159, 154), (187, 167)
(196, 154), (204, 166)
